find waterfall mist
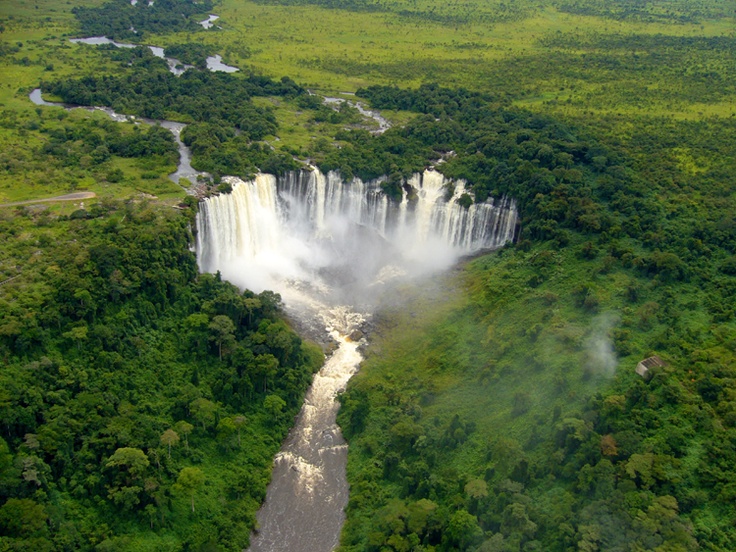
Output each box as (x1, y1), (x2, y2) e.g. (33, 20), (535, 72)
(195, 168), (517, 551)
(196, 169), (517, 312)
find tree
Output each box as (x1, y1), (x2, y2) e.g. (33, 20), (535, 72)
(0, 498), (48, 538)
(445, 509), (483, 550)
(263, 394), (286, 424)
(501, 502), (537, 540)
(105, 447), (150, 477)
(176, 467), (205, 513)
(209, 315), (236, 360)
(190, 398), (217, 431)
(406, 499), (437, 536)
(600, 434), (618, 457)
(242, 297), (262, 327)
(465, 479), (489, 514)
(216, 417), (236, 450)
(184, 313), (209, 353)
(255, 354), (279, 393)
(160, 429), (180, 459)
(62, 324), (88, 351)
(104, 447), (150, 511)
(233, 415), (247, 447)
(174, 420), (194, 450)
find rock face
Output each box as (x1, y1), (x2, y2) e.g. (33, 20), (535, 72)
(348, 329), (364, 342)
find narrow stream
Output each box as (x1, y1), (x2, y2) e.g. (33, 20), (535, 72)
(323, 95), (391, 134)
(70, 36), (239, 75)
(29, 89), (207, 187)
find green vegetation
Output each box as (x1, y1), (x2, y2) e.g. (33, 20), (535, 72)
(0, 0), (735, 550)
(0, 200), (322, 550)
(0, 103), (185, 203)
(164, 44), (217, 68)
(335, 81), (736, 550)
(73, 0), (215, 41)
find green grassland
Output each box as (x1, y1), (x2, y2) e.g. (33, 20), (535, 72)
(1, 0), (734, 201)
(207, 0), (736, 118)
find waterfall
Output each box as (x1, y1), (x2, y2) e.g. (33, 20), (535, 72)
(195, 167), (517, 552)
(197, 168), (517, 300)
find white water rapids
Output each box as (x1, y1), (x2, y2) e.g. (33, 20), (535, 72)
(195, 168), (517, 551)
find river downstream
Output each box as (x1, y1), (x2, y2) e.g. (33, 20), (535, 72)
(249, 305), (366, 552)
(196, 171), (517, 550)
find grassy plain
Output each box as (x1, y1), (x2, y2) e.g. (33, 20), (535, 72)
(205, 0), (735, 119)
(1, 0), (734, 202)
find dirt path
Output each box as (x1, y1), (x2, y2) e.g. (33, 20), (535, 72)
(0, 192), (96, 208)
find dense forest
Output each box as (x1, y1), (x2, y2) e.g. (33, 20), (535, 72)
(1, 0), (735, 550)
(336, 86), (736, 550)
(0, 199), (322, 550)
(73, 0), (215, 41)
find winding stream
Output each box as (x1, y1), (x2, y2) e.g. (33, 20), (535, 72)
(29, 89), (207, 187)
(32, 35), (241, 186)
(70, 36), (238, 75)
(199, 14), (220, 29)
(323, 95), (391, 134)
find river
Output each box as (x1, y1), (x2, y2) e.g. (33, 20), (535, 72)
(196, 170), (517, 551)
(29, 89), (206, 188)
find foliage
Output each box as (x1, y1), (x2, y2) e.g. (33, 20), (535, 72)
(250, 0), (532, 25)
(40, 116), (179, 168)
(1, 0), (735, 550)
(164, 43), (216, 69)
(73, 0), (215, 41)
(337, 80), (736, 552)
(42, 70), (301, 131)
(41, 54), (308, 179)
(0, 202), (323, 550)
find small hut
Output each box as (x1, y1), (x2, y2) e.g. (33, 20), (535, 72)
(636, 355), (666, 381)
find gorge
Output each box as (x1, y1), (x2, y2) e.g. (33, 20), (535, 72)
(195, 169), (517, 549)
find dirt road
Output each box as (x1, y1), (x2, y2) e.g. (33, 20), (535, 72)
(0, 192), (96, 208)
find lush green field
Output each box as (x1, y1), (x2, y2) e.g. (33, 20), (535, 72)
(1, 0), (735, 550)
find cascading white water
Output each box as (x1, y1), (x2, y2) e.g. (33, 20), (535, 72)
(195, 168), (517, 552)
(197, 169), (517, 300)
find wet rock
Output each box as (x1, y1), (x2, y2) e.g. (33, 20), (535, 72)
(347, 329), (364, 342)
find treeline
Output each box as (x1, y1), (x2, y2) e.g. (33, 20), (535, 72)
(538, 32), (736, 54)
(181, 124), (300, 178)
(554, 0), (724, 24)
(0, 201), (322, 550)
(250, 0), (530, 25)
(42, 70), (303, 129)
(73, 0), (215, 41)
